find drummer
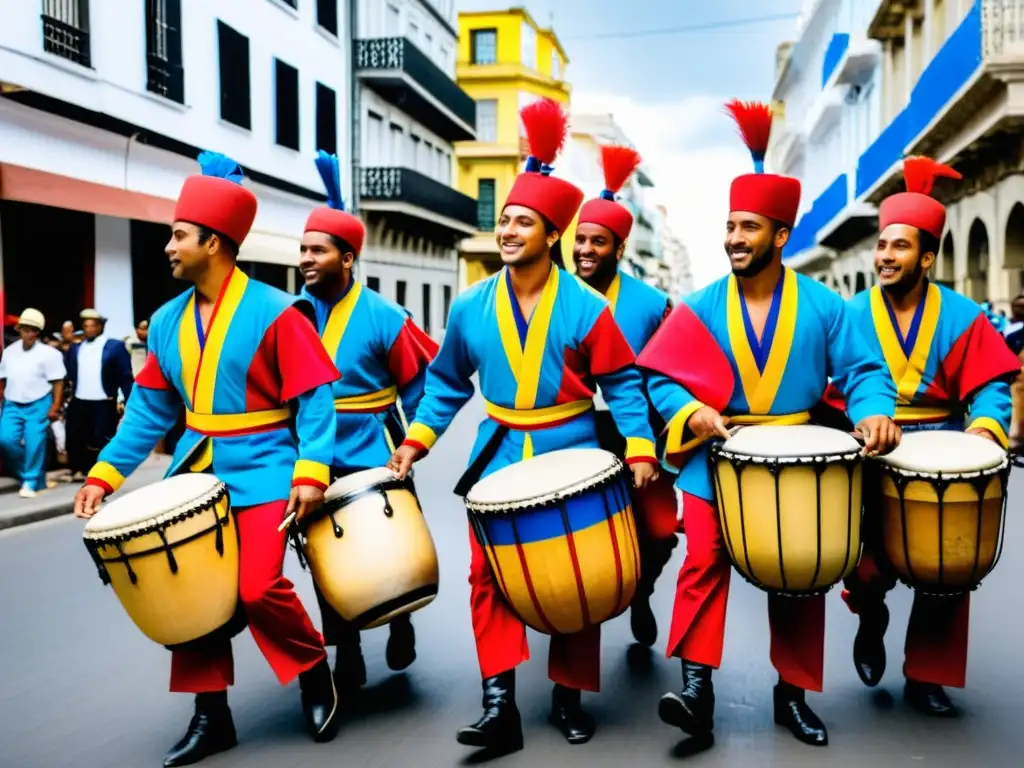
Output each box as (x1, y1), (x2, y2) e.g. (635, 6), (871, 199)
(386, 98), (660, 753)
(636, 99), (901, 748)
(571, 145), (680, 648)
(73, 152), (343, 766)
(828, 156), (1022, 717)
(298, 150), (439, 693)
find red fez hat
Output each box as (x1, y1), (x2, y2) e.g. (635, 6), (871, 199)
(725, 100), (801, 228)
(305, 150), (366, 254)
(172, 152), (258, 246)
(578, 145), (643, 242)
(879, 156), (962, 239)
(503, 99), (584, 233)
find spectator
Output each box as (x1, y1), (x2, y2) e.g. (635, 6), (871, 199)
(124, 319), (149, 378)
(1007, 294), (1024, 451)
(0, 309), (66, 497)
(64, 309), (133, 480)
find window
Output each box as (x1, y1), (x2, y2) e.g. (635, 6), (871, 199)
(425, 32), (433, 52)
(278, 0), (298, 7)
(367, 112), (384, 163)
(390, 124), (405, 165)
(422, 284), (432, 335)
(435, 147), (445, 182)
(316, 82), (337, 155)
(386, 3), (401, 35)
(443, 285), (452, 329)
(274, 59), (300, 150)
(42, 0), (91, 67)
(145, 0), (184, 103)
(440, 44), (451, 73)
(396, 280), (407, 307)
(477, 179), (496, 231)
(471, 29), (497, 64)
(410, 20), (420, 39)
(476, 99), (497, 142)
(217, 21), (251, 130)
(317, 0), (338, 36)
(552, 49), (561, 80)
(520, 22), (536, 68)
(366, 276), (380, 292)
(423, 140), (433, 174)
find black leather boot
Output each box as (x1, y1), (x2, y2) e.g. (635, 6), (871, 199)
(658, 660), (715, 736)
(386, 613), (416, 671)
(904, 679), (959, 718)
(549, 684), (596, 744)
(773, 680), (828, 746)
(456, 671), (523, 753)
(852, 593), (889, 687)
(630, 595), (658, 648)
(298, 658), (340, 743)
(631, 536), (677, 647)
(163, 692), (237, 767)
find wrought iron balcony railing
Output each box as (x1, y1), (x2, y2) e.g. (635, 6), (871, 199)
(41, 13), (90, 68)
(358, 166), (477, 232)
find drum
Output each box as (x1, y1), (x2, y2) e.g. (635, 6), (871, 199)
(464, 448), (639, 635)
(82, 474), (238, 647)
(876, 430), (1009, 594)
(710, 425), (863, 595)
(294, 468), (439, 629)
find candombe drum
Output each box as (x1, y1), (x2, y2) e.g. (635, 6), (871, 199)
(464, 448), (639, 635)
(294, 468), (439, 629)
(709, 425), (863, 595)
(875, 430), (1010, 595)
(82, 474), (239, 647)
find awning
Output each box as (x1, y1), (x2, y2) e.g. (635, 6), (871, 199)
(237, 230), (301, 267)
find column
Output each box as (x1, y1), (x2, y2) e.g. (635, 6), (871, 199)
(93, 215), (134, 340)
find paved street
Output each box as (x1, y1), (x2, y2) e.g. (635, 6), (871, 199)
(1, 396), (1022, 768)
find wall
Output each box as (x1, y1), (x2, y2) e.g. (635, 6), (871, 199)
(93, 215), (134, 339)
(360, 89), (454, 182)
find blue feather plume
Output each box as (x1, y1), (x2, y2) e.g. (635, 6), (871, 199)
(196, 151), (245, 184)
(314, 150), (346, 210)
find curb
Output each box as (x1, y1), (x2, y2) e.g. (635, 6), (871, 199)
(0, 500), (75, 531)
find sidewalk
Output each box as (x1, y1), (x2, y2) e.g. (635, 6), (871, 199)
(0, 454), (171, 531)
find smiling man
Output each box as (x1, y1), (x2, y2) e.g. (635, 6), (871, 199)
(298, 150), (438, 696)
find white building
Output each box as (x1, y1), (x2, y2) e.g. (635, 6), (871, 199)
(659, 211), (694, 299)
(0, 0), (354, 339)
(771, 0), (1024, 311)
(353, 0), (477, 338)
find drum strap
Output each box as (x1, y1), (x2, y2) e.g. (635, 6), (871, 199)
(454, 424), (510, 497)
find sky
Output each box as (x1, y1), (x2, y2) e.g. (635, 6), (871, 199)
(454, 0), (809, 289)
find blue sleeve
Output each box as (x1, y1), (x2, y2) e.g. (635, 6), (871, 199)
(292, 384), (337, 487)
(397, 369), (427, 424)
(825, 295), (896, 424)
(598, 366), (657, 463)
(967, 380), (1013, 447)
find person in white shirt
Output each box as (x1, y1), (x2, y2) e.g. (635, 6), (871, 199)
(0, 309), (66, 497)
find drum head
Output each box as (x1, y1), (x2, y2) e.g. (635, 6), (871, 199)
(83, 473), (226, 539)
(325, 467), (404, 502)
(720, 425), (860, 458)
(878, 430), (1007, 474)
(465, 448), (621, 511)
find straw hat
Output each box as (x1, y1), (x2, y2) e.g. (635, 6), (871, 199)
(17, 309), (45, 331)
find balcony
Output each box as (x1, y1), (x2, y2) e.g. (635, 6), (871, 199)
(357, 166), (477, 240)
(355, 38), (476, 143)
(832, 37), (882, 87)
(41, 12), (91, 68)
(805, 86), (845, 141)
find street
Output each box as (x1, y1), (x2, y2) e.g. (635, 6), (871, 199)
(1, 396), (1022, 768)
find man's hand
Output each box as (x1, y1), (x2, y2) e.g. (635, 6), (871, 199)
(286, 485), (325, 525)
(854, 415), (902, 456)
(386, 444), (421, 480)
(631, 461), (659, 489)
(74, 485), (106, 519)
(688, 406), (731, 441)
(47, 407), (61, 422)
(967, 427), (1000, 444)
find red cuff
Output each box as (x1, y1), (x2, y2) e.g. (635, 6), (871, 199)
(625, 455), (657, 467)
(291, 478), (328, 491)
(84, 477), (114, 496)
(402, 439), (428, 455)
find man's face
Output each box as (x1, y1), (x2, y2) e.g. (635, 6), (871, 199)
(165, 221), (214, 281)
(61, 322), (74, 341)
(573, 223), (620, 285)
(724, 211), (782, 278)
(82, 319), (103, 340)
(136, 321), (149, 341)
(299, 231), (351, 290)
(1011, 298), (1024, 322)
(875, 224), (931, 294)
(496, 205), (550, 267)
(18, 326), (40, 346)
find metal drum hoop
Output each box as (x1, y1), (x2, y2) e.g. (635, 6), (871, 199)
(708, 440), (864, 598)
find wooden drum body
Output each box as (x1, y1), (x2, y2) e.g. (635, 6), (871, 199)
(710, 425), (863, 595)
(465, 448), (639, 636)
(296, 468), (439, 629)
(82, 474), (238, 647)
(876, 430), (1009, 595)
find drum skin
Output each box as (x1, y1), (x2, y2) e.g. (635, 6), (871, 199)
(712, 446), (862, 594)
(303, 480), (439, 629)
(88, 496), (239, 647)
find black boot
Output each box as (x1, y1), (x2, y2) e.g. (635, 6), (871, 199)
(298, 658), (340, 743)
(631, 536), (677, 647)
(773, 681), (828, 746)
(904, 679), (959, 718)
(658, 660), (715, 736)
(163, 692), (237, 767)
(851, 593), (889, 687)
(386, 613), (416, 671)
(630, 594), (657, 647)
(549, 684), (596, 744)
(333, 645), (367, 695)
(456, 671), (523, 753)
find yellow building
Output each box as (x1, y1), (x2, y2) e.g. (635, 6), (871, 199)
(454, 7), (572, 288)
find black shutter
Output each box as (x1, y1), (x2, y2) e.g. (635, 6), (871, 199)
(217, 21), (251, 130)
(315, 82), (337, 155)
(274, 59), (300, 150)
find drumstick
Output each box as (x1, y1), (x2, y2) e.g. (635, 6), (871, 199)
(278, 512), (296, 533)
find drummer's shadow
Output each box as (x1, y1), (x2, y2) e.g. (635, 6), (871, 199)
(341, 673), (420, 721)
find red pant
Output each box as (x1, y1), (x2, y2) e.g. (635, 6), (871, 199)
(636, 472), (683, 540)
(467, 523), (601, 692)
(169, 500), (327, 693)
(666, 493), (826, 692)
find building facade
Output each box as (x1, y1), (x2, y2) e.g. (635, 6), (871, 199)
(772, 0), (1024, 312)
(352, 0), (477, 338)
(454, 7), (571, 289)
(0, 0), (354, 339)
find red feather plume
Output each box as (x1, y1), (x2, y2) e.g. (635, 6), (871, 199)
(723, 99), (774, 157)
(902, 156), (962, 196)
(599, 145), (642, 194)
(519, 98), (569, 165)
